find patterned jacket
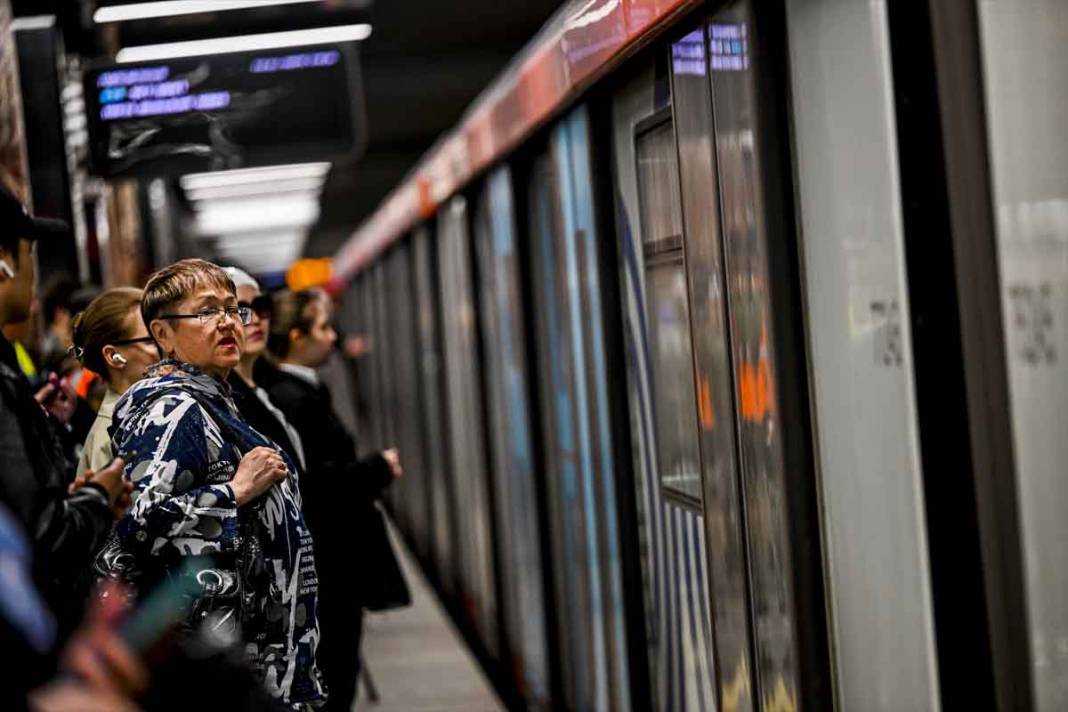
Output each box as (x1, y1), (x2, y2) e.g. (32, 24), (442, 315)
(110, 360), (326, 709)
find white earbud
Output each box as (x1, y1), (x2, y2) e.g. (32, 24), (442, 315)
(0, 260), (14, 279)
(111, 354), (128, 367)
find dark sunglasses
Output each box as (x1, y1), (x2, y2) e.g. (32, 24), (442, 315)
(238, 294), (273, 320)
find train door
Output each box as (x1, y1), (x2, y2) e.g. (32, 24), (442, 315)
(437, 197), (499, 656)
(611, 5), (833, 709)
(526, 108), (633, 711)
(387, 243), (429, 558)
(412, 225), (457, 593)
(611, 41), (737, 712)
(474, 167), (551, 708)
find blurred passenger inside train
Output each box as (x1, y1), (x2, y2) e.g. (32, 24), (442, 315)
(0, 184), (128, 638)
(69, 287), (158, 487)
(260, 287), (407, 712)
(107, 259), (326, 708)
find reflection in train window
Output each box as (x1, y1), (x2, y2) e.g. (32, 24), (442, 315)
(636, 119), (703, 503)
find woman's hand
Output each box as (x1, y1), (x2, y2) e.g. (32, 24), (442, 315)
(231, 447), (287, 506)
(35, 377), (77, 425)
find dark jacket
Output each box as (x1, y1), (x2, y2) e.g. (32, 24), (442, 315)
(0, 334), (112, 638)
(255, 360), (406, 609)
(227, 372), (304, 475)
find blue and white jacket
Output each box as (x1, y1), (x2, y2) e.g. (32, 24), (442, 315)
(110, 360), (326, 709)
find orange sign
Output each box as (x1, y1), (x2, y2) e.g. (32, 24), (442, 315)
(286, 257), (333, 292)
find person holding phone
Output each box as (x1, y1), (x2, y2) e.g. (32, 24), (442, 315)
(0, 184), (128, 640)
(109, 259), (325, 709)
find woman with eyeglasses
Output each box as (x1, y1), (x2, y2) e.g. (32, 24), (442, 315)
(109, 259), (326, 709)
(70, 287), (159, 480)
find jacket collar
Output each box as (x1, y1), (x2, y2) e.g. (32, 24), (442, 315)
(276, 362), (319, 387)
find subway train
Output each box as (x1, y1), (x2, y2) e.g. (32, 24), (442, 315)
(328, 0), (1068, 710)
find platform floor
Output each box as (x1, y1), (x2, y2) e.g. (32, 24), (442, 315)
(354, 520), (504, 712)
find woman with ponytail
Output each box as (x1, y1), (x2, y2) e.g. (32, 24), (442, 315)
(70, 287), (159, 477)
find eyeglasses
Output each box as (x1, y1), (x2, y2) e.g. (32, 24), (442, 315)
(158, 306), (253, 326)
(111, 335), (155, 347)
(238, 295), (273, 320)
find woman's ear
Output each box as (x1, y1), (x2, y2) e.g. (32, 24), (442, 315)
(102, 344), (122, 369)
(150, 319), (173, 356)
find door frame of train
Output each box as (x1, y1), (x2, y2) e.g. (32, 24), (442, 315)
(901, 1), (1030, 708)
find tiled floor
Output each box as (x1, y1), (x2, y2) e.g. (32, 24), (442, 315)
(353, 522), (504, 712)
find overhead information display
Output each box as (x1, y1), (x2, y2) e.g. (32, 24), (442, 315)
(85, 46), (362, 177)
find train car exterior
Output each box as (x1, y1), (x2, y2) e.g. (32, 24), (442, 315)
(331, 0), (1068, 710)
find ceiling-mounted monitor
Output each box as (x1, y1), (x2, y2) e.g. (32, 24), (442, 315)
(84, 44), (364, 177)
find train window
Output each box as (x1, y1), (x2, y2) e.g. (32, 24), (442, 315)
(977, 3), (1068, 706)
(635, 118), (704, 504)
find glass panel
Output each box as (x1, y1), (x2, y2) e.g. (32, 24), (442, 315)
(612, 59), (724, 710)
(786, 0), (940, 708)
(528, 152), (595, 709)
(475, 168), (550, 705)
(977, 4), (1068, 707)
(413, 226), (455, 589)
(388, 244), (428, 555)
(560, 108), (631, 712)
(670, 27), (756, 710)
(438, 198), (498, 655)
(637, 123), (685, 252)
(372, 263), (395, 451)
(709, 2), (801, 707)
(636, 122), (704, 503)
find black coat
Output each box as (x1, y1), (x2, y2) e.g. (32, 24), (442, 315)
(254, 360), (408, 610)
(0, 335), (112, 639)
(227, 372), (304, 473)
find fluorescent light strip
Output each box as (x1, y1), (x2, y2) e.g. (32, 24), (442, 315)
(180, 162), (330, 190)
(185, 179), (325, 202)
(95, 1), (321, 24)
(117, 24), (371, 62)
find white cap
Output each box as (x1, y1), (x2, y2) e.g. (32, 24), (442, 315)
(223, 266), (260, 293)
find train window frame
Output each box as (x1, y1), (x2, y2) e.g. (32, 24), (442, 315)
(633, 107), (706, 512)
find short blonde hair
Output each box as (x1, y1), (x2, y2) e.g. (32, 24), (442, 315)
(141, 259), (236, 327)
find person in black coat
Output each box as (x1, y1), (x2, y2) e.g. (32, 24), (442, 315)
(0, 186), (128, 642)
(258, 287), (407, 712)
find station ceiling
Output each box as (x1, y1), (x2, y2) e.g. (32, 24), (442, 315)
(11, 0), (560, 273)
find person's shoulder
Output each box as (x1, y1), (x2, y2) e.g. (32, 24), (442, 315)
(114, 374), (203, 427)
(265, 368), (314, 398)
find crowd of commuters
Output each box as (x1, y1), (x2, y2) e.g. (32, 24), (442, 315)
(0, 185), (406, 710)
